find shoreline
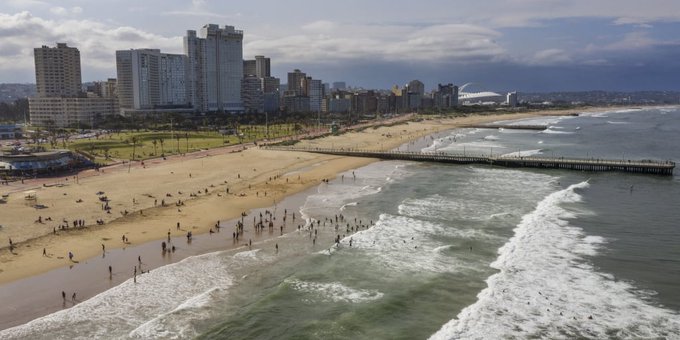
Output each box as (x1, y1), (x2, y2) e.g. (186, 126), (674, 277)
(0, 106), (639, 330)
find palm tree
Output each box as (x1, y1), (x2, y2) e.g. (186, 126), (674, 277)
(159, 138), (165, 156)
(129, 136), (138, 173)
(185, 132), (189, 153)
(131, 136), (139, 161)
(152, 138), (158, 156)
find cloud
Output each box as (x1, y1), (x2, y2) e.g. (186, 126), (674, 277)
(4, 0), (47, 9)
(49, 6), (67, 16)
(301, 20), (337, 32)
(529, 48), (572, 65)
(160, 10), (232, 19)
(49, 6), (83, 16)
(0, 11), (181, 80)
(246, 22), (506, 65)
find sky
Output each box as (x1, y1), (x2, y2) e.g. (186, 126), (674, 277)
(1, 0), (680, 92)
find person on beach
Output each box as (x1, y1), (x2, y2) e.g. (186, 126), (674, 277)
(62, 291), (66, 301)
(43, 248), (47, 256)
(102, 244), (105, 253)
(109, 265), (112, 278)
(275, 243), (279, 253)
(68, 251), (74, 261)
(72, 292), (76, 302)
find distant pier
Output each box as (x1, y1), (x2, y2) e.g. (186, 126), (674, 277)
(267, 147), (675, 176)
(461, 124), (548, 130)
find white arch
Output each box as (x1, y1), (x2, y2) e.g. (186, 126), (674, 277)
(459, 82), (477, 92)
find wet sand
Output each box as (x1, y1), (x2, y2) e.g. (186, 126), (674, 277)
(0, 184), (316, 330)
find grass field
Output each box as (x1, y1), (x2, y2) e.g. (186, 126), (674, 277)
(62, 123), (305, 164)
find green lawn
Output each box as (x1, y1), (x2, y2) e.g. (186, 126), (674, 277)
(61, 124), (305, 164)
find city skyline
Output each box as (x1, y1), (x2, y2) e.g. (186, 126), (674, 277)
(1, 1), (680, 91)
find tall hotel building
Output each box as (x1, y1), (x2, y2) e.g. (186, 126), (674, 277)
(29, 43), (117, 127)
(185, 24), (244, 113)
(115, 49), (189, 114)
(34, 43), (82, 98)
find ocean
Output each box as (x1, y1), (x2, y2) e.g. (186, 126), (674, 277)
(1, 107), (679, 339)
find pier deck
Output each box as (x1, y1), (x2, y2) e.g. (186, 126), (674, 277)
(267, 147), (675, 176)
(460, 124), (548, 130)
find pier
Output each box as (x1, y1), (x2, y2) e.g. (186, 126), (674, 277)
(460, 124), (548, 130)
(266, 147), (675, 176)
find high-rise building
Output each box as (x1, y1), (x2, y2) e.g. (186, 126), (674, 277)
(34, 43), (82, 98)
(307, 78), (323, 112)
(434, 83), (459, 108)
(243, 59), (256, 76)
(30, 43), (117, 127)
(254, 55), (270, 78)
(159, 53), (189, 107)
(116, 49), (159, 110)
(241, 75), (264, 113)
(185, 24), (244, 113)
(261, 76), (280, 94)
(287, 69), (307, 96)
(243, 55), (269, 78)
(506, 91), (518, 107)
(406, 80), (425, 96)
(405, 80), (425, 110)
(116, 49), (189, 113)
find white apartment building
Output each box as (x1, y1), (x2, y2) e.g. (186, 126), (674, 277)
(116, 49), (189, 114)
(33, 43), (82, 98)
(185, 24), (244, 113)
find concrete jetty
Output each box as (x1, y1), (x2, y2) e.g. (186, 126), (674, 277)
(267, 147), (675, 176)
(460, 124), (548, 130)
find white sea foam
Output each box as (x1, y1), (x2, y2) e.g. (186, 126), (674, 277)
(333, 213), (479, 274)
(0, 248), (270, 340)
(339, 201), (358, 211)
(429, 182), (680, 339)
(399, 195), (508, 227)
(499, 149), (543, 158)
(287, 279), (384, 303)
(495, 116), (572, 127)
(606, 120), (631, 125)
(483, 135), (499, 141)
(540, 128), (574, 135)
(300, 162), (410, 224)
(584, 111), (610, 118)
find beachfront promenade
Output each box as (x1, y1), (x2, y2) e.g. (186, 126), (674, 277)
(267, 147), (675, 176)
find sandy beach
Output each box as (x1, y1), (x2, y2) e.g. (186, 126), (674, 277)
(0, 108), (611, 329)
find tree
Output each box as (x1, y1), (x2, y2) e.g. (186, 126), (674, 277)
(159, 138), (165, 155)
(185, 132), (189, 153)
(152, 138), (158, 156)
(129, 136), (139, 173)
